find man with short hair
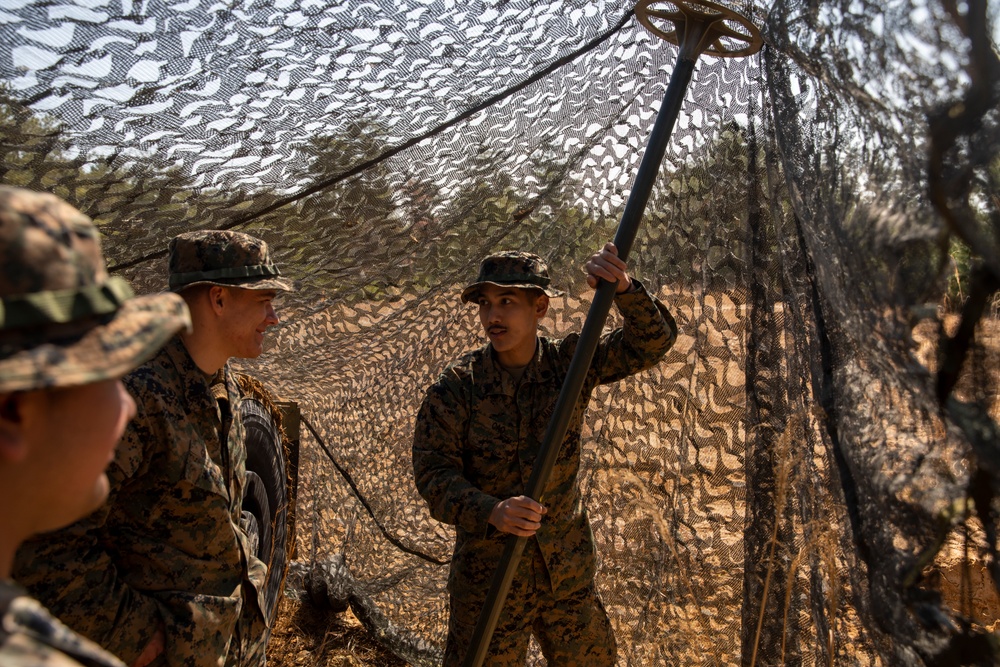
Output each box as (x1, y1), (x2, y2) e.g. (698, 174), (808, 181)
(0, 186), (189, 667)
(412, 242), (677, 665)
(15, 230), (293, 667)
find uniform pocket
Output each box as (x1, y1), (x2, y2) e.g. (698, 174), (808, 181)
(179, 427), (229, 497)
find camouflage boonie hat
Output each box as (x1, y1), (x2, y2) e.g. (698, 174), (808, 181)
(168, 230), (294, 293)
(0, 186), (190, 393)
(461, 251), (564, 304)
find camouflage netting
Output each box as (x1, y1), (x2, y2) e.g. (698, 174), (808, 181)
(2, 0), (1000, 664)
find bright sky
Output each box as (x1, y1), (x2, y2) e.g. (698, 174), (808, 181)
(993, 3), (1000, 45)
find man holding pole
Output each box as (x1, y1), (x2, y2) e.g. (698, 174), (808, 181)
(412, 242), (676, 665)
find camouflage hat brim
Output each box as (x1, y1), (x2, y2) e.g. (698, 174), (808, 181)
(460, 281), (563, 304)
(170, 276), (295, 293)
(0, 292), (190, 393)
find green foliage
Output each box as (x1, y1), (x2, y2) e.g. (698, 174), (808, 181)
(0, 88), (231, 267)
(0, 85), (769, 303)
(280, 122), (432, 299)
(943, 148), (1000, 312)
(946, 236), (972, 309)
(0, 94), (787, 304)
(634, 122), (757, 292)
(0, 88), (73, 191)
(294, 121), (399, 228)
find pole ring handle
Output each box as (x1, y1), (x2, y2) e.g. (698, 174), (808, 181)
(635, 0), (764, 59)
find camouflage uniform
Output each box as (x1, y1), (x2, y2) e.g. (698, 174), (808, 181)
(412, 252), (677, 665)
(14, 231), (291, 667)
(0, 581), (124, 667)
(0, 187), (187, 667)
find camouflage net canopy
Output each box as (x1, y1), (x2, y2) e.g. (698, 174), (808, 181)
(3, 0), (1000, 664)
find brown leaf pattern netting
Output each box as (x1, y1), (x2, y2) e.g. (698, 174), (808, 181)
(2, 1), (999, 664)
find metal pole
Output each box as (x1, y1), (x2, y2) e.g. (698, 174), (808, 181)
(461, 4), (762, 664)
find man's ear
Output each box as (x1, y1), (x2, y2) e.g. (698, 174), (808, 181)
(535, 293), (550, 319)
(0, 393), (29, 463)
(208, 285), (227, 316)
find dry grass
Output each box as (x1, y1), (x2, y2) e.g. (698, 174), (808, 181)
(267, 596), (407, 667)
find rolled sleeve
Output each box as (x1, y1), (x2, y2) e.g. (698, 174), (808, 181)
(591, 278), (678, 384)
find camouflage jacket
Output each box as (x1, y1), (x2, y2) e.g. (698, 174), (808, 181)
(412, 281), (677, 598)
(13, 337), (267, 667)
(0, 581), (124, 667)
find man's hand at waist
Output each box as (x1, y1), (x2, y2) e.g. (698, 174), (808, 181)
(129, 625), (165, 667)
(489, 496), (547, 537)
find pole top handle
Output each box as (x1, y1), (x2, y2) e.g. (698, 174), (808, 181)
(635, 0), (764, 59)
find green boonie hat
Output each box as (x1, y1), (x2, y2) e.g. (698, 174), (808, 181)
(0, 186), (191, 393)
(168, 230), (294, 293)
(461, 250), (564, 304)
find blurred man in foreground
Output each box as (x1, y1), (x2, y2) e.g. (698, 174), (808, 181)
(0, 186), (189, 666)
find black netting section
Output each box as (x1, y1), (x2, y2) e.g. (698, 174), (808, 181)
(3, 1), (999, 664)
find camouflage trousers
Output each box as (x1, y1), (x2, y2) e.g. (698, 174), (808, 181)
(444, 541), (616, 666)
(225, 580), (269, 667)
(142, 584), (266, 667)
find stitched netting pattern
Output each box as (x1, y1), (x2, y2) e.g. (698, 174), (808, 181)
(2, 1), (999, 664)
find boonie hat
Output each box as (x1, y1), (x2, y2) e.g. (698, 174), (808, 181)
(168, 230), (294, 293)
(461, 251), (564, 304)
(0, 186), (190, 393)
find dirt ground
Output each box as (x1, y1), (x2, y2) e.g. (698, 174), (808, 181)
(911, 315), (1000, 631)
(931, 549), (1000, 633)
(267, 596), (406, 667)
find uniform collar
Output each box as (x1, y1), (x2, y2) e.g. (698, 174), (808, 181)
(163, 335), (235, 404)
(479, 338), (550, 396)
